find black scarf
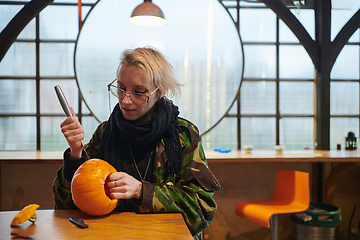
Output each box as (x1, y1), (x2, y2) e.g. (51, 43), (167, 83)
(99, 97), (182, 176)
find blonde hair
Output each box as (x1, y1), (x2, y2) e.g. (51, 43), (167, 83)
(117, 46), (181, 98)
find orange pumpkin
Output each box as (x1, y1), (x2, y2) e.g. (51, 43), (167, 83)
(71, 159), (118, 216)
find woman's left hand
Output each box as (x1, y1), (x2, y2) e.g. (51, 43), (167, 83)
(107, 172), (142, 200)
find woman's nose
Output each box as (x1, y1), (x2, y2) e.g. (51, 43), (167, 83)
(121, 92), (133, 103)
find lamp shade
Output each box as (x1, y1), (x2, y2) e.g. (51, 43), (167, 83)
(129, 2), (166, 27)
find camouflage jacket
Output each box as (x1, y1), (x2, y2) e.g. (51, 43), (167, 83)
(53, 118), (221, 239)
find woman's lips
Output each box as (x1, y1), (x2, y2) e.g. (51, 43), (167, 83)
(122, 107), (136, 112)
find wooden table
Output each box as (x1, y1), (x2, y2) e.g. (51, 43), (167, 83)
(0, 209), (193, 240)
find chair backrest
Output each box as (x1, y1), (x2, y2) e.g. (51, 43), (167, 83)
(271, 169), (310, 205)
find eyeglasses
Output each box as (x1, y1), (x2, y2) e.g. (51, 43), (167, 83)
(107, 78), (159, 104)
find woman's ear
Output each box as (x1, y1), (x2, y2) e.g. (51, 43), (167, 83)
(158, 88), (167, 98)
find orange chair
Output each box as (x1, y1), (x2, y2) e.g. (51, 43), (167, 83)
(235, 169), (310, 240)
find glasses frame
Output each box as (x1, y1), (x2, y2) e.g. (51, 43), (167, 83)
(107, 78), (159, 104)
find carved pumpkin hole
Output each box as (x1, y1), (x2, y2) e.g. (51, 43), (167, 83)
(104, 174), (113, 200)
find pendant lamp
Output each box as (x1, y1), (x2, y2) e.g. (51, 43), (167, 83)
(129, 0), (166, 27)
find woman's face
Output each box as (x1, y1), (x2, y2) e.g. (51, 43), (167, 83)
(117, 63), (160, 121)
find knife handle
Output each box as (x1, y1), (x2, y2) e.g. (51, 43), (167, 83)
(54, 85), (84, 147)
(54, 85), (72, 117)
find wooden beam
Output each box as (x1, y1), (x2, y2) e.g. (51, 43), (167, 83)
(330, 8), (360, 69)
(262, 0), (319, 70)
(314, 0), (331, 151)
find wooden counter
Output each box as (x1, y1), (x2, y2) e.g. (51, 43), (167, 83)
(205, 149), (360, 163)
(1, 149), (359, 205)
(0, 150), (63, 163)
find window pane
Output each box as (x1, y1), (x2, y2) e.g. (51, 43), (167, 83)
(330, 82), (359, 115)
(280, 81), (314, 115)
(40, 79), (78, 114)
(280, 9), (315, 43)
(202, 117), (238, 150)
(240, 9), (276, 42)
(280, 117), (314, 150)
(332, 0), (360, 10)
(228, 101), (237, 115)
(81, 6), (92, 22)
(331, 46), (360, 79)
(331, 6), (360, 41)
(243, 45), (276, 78)
(349, 29), (359, 43)
(53, 0), (97, 3)
(330, 117), (359, 150)
(82, 116), (102, 144)
(18, 18), (36, 39)
(239, 2), (265, 7)
(279, 46), (314, 79)
(81, 101), (91, 115)
(41, 115), (101, 150)
(40, 43), (75, 76)
(0, 42), (36, 76)
(228, 8), (237, 23)
(241, 117), (276, 149)
(41, 117), (68, 150)
(223, 1), (238, 8)
(0, 79), (36, 113)
(0, 5), (23, 32)
(2, 0), (30, 2)
(40, 6), (79, 40)
(0, 117), (36, 150)
(241, 81), (275, 114)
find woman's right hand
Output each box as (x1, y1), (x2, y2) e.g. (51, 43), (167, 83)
(60, 107), (84, 159)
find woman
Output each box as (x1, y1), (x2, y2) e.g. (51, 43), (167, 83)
(53, 47), (220, 239)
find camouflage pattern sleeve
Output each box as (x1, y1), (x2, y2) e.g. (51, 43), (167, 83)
(52, 121), (108, 209)
(139, 118), (221, 237)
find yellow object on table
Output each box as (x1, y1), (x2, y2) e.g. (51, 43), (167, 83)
(10, 204), (40, 227)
